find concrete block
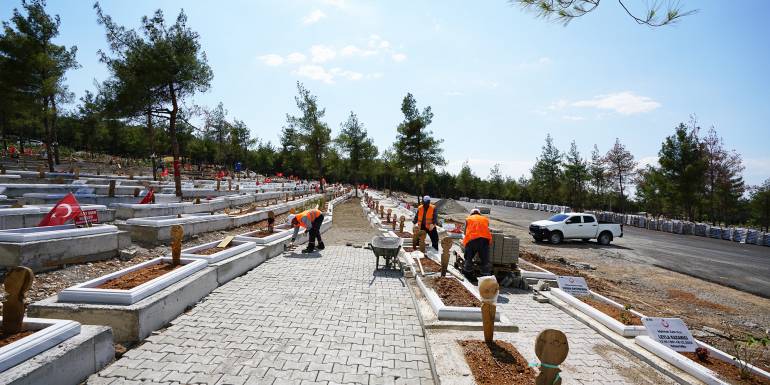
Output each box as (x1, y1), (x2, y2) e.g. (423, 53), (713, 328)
(0, 325), (113, 385)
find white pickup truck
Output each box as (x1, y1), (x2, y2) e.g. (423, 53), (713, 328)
(529, 213), (623, 245)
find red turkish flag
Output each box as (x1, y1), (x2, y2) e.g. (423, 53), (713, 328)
(139, 189), (154, 204)
(38, 193), (83, 227)
(265, 177), (272, 183)
(161, 168), (169, 177)
(276, 172), (284, 177)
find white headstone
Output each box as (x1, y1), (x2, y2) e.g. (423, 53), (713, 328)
(556, 276), (590, 297)
(641, 317), (696, 352)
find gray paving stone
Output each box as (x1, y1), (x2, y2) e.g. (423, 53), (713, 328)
(98, 247), (431, 384)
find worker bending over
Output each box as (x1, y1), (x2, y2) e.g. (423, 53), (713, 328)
(413, 195), (439, 250)
(462, 208), (492, 283)
(289, 208), (325, 253)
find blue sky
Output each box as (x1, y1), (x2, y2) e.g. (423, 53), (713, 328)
(2, 0), (769, 186)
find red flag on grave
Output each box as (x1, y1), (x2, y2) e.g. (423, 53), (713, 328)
(38, 193), (83, 227)
(276, 172), (284, 177)
(139, 189), (154, 204)
(161, 168), (169, 177)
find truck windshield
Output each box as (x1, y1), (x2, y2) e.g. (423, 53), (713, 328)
(548, 214), (570, 222)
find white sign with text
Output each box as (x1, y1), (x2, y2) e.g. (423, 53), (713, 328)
(556, 276), (590, 297)
(642, 317), (696, 352)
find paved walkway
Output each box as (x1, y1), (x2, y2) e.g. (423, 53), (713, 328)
(90, 246), (433, 385)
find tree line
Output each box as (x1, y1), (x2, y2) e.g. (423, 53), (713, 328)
(1, 1), (767, 230)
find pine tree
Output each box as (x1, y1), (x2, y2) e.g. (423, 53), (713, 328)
(588, 144), (607, 209)
(563, 141), (589, 210)
(285, 82), (331, 179)
(394, 93), (445, 195)
(658, 120), (706, 220)
(701, 127), (745, 225)
(336, 111), (377, 196)
(530, 134), (562, 204)
(604, 138), (636, 213)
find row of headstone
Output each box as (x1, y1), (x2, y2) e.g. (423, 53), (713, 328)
(461, 197), (571, 214)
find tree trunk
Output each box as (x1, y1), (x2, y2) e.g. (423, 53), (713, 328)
(148, 110), (157, 181)
(52, 97), (60, 165)
(43, 101), (54, 173)
(169, 84), (182, 197)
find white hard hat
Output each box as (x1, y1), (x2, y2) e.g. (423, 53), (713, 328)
(287, 214), (296, 224)
(423, 195), (431, 202)
(471, 208), (481, 215)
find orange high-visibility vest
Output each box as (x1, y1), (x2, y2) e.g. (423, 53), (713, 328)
(463, 214), (492, 246)
(296, 209), (322, 228)
(417, 204), (436, 227)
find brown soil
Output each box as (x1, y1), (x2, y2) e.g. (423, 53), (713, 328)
(395, 231), (413, 238)
(459, 340), (536, 385)
(96, 262), (184, 290)
(244, 230), (276, 238)
(193, 243), (233, 255)
(322, 198), (380, 245)
(681, 352), (770, 385)
(580, 297), (643, 326)
(425, 277), (480, 307)
(419, 257), (442, 273)
(0, 331), (35, 348)
(667, 289), (735, 312)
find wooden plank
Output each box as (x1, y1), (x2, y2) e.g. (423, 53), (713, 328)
(217, 236), (235, 249)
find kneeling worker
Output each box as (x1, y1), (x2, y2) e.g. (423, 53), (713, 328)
(462, 208), (492, 283)
(413, 195), (439, 250)
(288, 208), (325, 253)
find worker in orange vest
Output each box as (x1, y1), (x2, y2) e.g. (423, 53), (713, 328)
(462, 208), (493, 283)
(412, 195), (439, 249)
(288, 208), (325, 253)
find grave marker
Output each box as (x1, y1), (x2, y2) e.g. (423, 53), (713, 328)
(108, 180), (116, 197)
(440, 237), (453, 277)
(534, 329), (569, 385)
(556, 276), (590, 297)
(2, 266), (34, 334)
(399, 216), (405, 233)
(217, 236), (234, 249)
(171, 225), (183, 266)
(478, 275), (499, 342)
(641, 317), (696, 352)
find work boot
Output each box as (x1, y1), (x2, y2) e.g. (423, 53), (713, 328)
(302, 243), (315, 253)
(317, 242), (325, 250)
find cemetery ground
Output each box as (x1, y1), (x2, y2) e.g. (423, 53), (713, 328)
(443, 201), (770, 371)
(90, 198), (682, 385)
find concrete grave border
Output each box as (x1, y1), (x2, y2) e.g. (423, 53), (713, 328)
(57, 257), (208, 305)
(550, 288), (647, 337)
(415, 274), (501, 322)
(182, 239), (256, 263)
(0, 224), (117, 242)
(635, 336), (770, 385)
(0, 318), (81, 373)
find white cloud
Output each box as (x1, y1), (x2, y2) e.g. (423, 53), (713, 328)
(572, 91), (661, 115)
(548, 99), (569, 110)
(340, 45), (361, 56)
(517, 56), (552, 70)
(636, 156), (659, 170)
(561, 115), (585, 121)
(310, 45), (336, 63)
(330, 67), (363, 81)
(286, 52), (306, 64)
(258, 54), (284, 66)
(391, 53), (407, 62)
(302, 9), (326, 24)
(322, 0), (345, 8)
(295, 65), (334, 84)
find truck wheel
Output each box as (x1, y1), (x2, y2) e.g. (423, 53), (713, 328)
(549, 232), (563, 245)
(598, 232), (612, 245)
(533, 237), (541, 243)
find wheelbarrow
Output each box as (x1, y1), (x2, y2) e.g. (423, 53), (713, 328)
(370, 236), (403, 270)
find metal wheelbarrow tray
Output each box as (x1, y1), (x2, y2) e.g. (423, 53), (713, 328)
(370, 236), (403, 269)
